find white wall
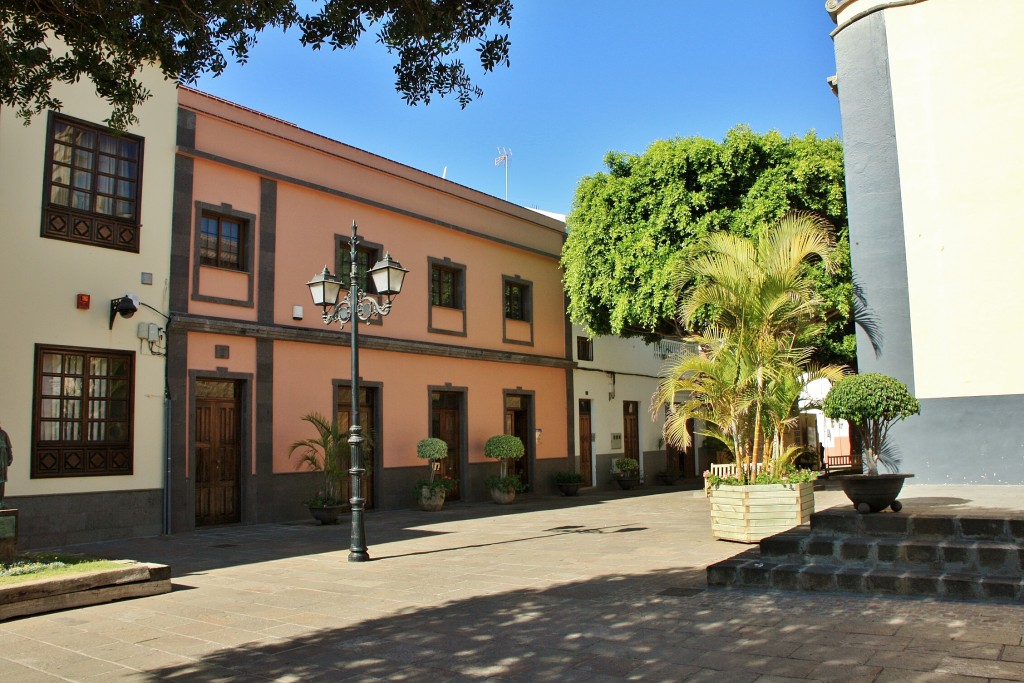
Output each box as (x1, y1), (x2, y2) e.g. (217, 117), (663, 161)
(884, 0), (1024, 399)
(0, 65), (178, 495)
(571, 326), (683, 480)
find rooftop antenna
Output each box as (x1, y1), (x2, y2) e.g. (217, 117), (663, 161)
(495, 147), (511, 200)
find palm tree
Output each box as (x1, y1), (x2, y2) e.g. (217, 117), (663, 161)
(289, 412), (350, 505)
(656, 211), (846, 480)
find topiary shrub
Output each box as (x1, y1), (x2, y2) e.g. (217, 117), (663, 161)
(483, 435), (525, 494)
(416, 437), (449, 462)
(822, 373), (920, 475)
(484, 434), (525, 461)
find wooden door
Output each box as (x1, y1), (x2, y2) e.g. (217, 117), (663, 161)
(337, 386), (376, 509)
(504, 394), (531, 487)
(431, 391), (462, 500)
(195, 380), (241, 526)
(623, 401), (640, 465)
(578, 399), (592, 486)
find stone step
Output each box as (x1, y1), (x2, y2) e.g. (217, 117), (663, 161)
(810, 508), (1024, 542)
(707, 553), (1024, 602)
(760, 530), (1024, 574)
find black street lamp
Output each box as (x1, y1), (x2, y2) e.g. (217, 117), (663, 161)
(307, 221), (407, 562)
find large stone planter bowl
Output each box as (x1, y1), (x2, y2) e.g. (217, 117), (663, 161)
(615, 477), (640, 490)
(839, 473), (914, 513)
(308, 504), (347, 525)
(490, 488), (516, 504)
(418, 486), (446, 512)
(556, 482), (581, 496)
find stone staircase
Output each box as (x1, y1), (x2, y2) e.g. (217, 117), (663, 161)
(707, 506), (1024, 601)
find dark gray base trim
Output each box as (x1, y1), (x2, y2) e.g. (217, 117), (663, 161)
(890, 394), (1024, 484)
(9, 489), (163, 550)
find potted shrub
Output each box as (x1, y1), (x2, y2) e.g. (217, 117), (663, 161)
(414, 437), (454, 511)
(653, 213), (846, 542)
(554, 470), (584, 496)
(612, 457), (641, 490)
(823, 373), (921, 513)
(483, 434), (525, 504)
(289, 412), (350, 524)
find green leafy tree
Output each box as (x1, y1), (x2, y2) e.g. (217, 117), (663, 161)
(822, 373), (920, 476)
(562, 125), (852, 367)
(1, 0), (512, 130)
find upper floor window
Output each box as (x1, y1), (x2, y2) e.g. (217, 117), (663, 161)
(337, 240), (381, 294)
(200, 213), (245, 270)
(504, 279), (531, 322)
(32, 345), (134, 478)
(431, 263), (463, 309)
(42, 115), (144, 252)
(577, 336), (594, 361)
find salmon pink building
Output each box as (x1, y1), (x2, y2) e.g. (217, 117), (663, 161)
(168, 89), (572, 531)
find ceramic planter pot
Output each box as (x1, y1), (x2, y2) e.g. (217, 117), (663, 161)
(308, 504), (347, 525)
(615, 476), (641, 490)
(490, 488), (516, 504)
(418, 486), (445, 512)
(839, 473), (914, 513)
(709, 481), (815, 543)
(556, 482), (581, 496)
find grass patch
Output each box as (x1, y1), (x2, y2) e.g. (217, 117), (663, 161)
(0, 553), (128, 586)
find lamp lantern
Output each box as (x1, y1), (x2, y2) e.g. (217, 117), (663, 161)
(369, 253), (408, 297)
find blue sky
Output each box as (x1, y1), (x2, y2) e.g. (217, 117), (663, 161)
(195, 2), (842, 216)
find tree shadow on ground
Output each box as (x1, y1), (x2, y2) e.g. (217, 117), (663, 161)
(139, 565), (998, 682)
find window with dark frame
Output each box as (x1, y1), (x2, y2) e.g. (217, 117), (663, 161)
(577, 336), (594, 361)
(431, 264), (462, 309)
(339, 245), (380, 294)
(42, 115), (143, 252)
(32, 345), (134, 478)
(504, 281), (530, 321)
(200, 213), (246, 270)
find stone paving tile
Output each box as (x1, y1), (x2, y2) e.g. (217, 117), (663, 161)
(3, 487), (1024, 681)
(937, 655), (1024, 680)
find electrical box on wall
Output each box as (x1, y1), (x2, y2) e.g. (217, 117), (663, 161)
(611, 433), (622, 449)
(136, 322), (161, 342)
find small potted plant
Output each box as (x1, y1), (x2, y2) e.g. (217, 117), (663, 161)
(554, 471), (584, 496)
(289, 412), (349, 524)
(612, 457), (641, 490)
(415, 437), (454, 511)
(823, 372), (921, 513)
(483, 434), (526, 504)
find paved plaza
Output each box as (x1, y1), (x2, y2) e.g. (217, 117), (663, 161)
(2, 485), (1024, 681)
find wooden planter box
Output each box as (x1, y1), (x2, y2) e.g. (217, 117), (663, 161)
(709, 481), (814, 543)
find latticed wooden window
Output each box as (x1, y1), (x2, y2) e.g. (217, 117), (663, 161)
(42, 115), (144, 252)
(431, 265), (462, 308)
(32, 346), (134, 477)
(200, 214), (245, 270)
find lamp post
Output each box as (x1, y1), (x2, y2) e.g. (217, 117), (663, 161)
(306, 221), (407, 562)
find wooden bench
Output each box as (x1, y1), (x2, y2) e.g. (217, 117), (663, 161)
(824, 453), (860, 474)
(704, 462), (766, 495)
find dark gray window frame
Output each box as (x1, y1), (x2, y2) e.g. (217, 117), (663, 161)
(191, 201), (256, 307)
(502, 274), (534, 346)
(428, 256), (467, 337)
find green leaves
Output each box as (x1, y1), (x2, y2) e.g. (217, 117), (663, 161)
(562, 126), (852, 365)
(1, 1), (512, 129)
(822, 373), (920, 426)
